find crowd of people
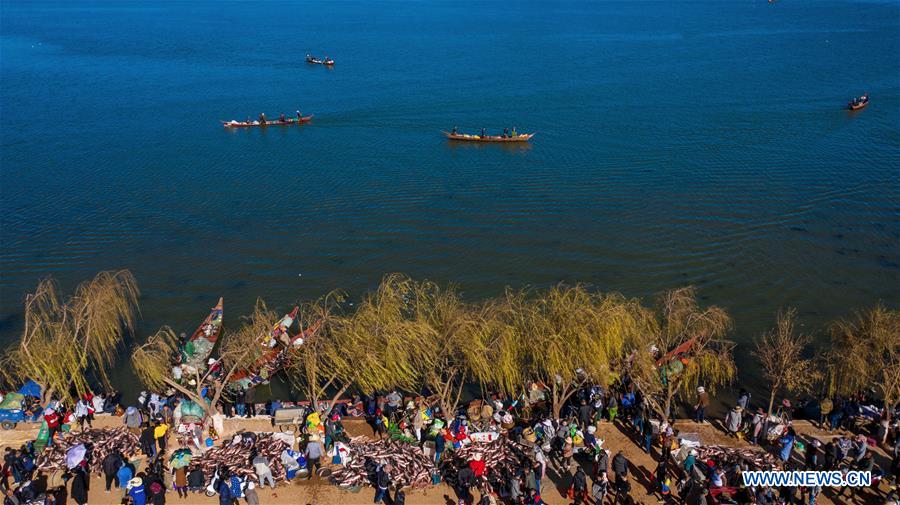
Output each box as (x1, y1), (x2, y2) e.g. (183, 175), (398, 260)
(0, 379), (898, 505)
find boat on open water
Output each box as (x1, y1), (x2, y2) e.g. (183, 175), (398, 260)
(442, 130), (534, 143)
(222, 115), (312, 128)
(847, 93), (869, 111)
(306, 54), (334, 66)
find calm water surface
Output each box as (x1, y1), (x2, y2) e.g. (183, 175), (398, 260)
(1, 0), (898, 397)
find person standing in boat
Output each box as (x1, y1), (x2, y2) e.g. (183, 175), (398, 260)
(258, 113), (266, 125)
(452, 126), (458, 135)
(481, 128), (486, 138)
(503, 128), (509, 138)
(511, 126), (517, 137)
(279, 113), (286, 123)
(297, 110), (303, 121)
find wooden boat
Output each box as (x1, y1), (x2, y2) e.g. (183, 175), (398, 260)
(222, 116), (313, 128)
(183, 297), (223, 371)
(306, 55), (334, 66)
(238, 319), (323, 384)
(847, 93), (869, 111)
(229, 306), (301, 386)
(442, 131), (535, 143)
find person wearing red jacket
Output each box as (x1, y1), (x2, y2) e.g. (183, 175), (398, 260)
(43, 408), (61, 444)
(469, 453), (486, 478)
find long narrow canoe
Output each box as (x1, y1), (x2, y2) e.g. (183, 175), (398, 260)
(183, 297), (223, 371)
(222, 116), (313, 128)
(232, 319), (323, 387)
(306, 56), (334, 66)
(442, 131), (534, 143)
(229, 306), (300, 386)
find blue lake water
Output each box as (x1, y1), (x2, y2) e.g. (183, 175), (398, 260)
(1, 0), (898, 395)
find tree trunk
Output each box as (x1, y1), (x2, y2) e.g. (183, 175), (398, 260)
(551, 382), (561, 420)
(664, 396), (673, 428)
(41, 386), (56, 408)
(767, 390), (776, 418)
(664, 379), (674, 428)
(327, 384), (350, 412)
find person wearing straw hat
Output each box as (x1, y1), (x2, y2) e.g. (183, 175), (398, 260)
(305, 434), (325, 477)
(725, 405), (743, 437)
(127, 476), (146, 505)
(694, 387), (709, 423)
(244, 481), (260, 505)
(750, 407), (765, 445)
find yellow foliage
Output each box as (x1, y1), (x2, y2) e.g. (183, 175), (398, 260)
(2, 270), (139, 404)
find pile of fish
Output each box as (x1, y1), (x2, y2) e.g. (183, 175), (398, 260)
(35, 428), (140, 474)
(190, 433), (288, 485)
(698, 445), (780, 470)
(330, 437), (435, 489)
(440, 437), (532, 488)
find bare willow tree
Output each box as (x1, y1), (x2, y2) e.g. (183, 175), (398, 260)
(507, 285), (652, 419)
(1, 271), (139, 405)
(753, 308), (821, 419)
(627, 286), (735, 424)
(132, 299), (277, 415)
(827, 304), (900, 438)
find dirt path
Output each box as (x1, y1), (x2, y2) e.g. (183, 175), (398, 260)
(0, 415), (890, 504)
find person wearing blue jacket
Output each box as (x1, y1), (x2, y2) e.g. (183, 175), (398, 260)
(216, 475), (232, 505)
(779, 427), (797, 463)
(116, 464), (133, 491)
(127, 476), (146, 505)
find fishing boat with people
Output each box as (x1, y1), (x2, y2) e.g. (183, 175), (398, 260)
(847, 92), (869, 111)
(229, 306), (305, 388)
(181, 297), (223, 374)
(442, 127), (534, 143)
(306, 54), (334, 66)
(222, 113), (313, 128)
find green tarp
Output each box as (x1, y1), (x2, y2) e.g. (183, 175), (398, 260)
(0, 393), (24, 410)
(180, 400), (206, 420)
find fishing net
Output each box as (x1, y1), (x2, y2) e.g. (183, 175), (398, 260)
(184, 337), (214, 368)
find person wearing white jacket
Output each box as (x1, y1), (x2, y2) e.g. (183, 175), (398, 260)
(74, 399), (92, 430)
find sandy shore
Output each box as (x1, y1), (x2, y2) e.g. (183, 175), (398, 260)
(0, 414), (890, 504)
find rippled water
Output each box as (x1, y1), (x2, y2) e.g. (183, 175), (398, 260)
(1, 0), (898, 396)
